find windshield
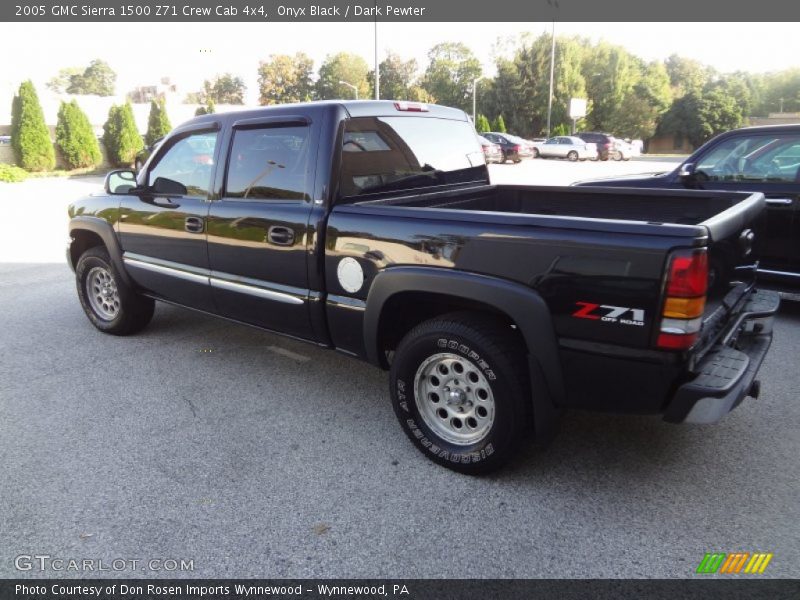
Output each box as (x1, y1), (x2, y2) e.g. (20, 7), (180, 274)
(339, 116), (488, 199)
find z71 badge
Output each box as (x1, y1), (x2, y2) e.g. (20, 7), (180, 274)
(572, 302), (645, 326)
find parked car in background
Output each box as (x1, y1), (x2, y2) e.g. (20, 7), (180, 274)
(482, 132), (533, 163)
(477, 135), (504, 164)
(0, 135), (11, 145)
(611, 138), (640, 161)
(576, 132), (616, 160)
(574, 123), (800, 291)
(536, 136), (597, 161)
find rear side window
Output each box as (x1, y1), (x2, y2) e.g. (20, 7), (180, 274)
(225, 126), (310, 200)
(340, 116), (487, 198)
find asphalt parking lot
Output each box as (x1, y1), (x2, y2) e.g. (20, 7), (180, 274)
(1, 157), (798, 578)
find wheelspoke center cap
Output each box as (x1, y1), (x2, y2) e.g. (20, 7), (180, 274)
(444, 381), (469, 407)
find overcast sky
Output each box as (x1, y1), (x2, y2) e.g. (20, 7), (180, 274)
(3, 21), (799, 104)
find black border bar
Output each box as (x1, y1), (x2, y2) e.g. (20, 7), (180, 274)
(4, 0), (800, 22)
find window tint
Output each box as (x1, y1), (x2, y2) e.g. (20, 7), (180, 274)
(340, 116), (487, 198)
(696, 135), (800, 183)
(225, 126), (310, 200)
(148, 131), (218, 197)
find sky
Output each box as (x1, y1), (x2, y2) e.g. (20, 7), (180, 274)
(2, 21), (799, 106)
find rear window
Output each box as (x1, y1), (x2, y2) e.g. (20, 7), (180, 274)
(340, 116), (488, 198)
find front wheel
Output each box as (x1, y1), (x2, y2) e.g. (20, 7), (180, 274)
(567, 151), (579, 162)
(390, 313), (530, 474)
(612, 151), (623, 161)
(76, 246), (155, 335)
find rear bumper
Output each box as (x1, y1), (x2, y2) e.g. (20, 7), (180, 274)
(663, 289), (780, 424)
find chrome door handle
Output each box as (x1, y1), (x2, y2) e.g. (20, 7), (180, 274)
(184, 216), (204, 233)
(268, 226), (295, 246)
(766, 198), (793, 206)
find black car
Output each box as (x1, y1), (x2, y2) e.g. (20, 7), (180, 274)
(575, 124), (800, 289)
(481, 132), (533, 163)
(66, 101), (777, 473)
(575, 132), (616, 160)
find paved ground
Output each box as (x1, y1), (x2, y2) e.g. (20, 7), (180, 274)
(2, 157), (798, 579)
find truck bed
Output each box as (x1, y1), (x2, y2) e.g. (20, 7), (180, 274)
(354, 184), (756, 232)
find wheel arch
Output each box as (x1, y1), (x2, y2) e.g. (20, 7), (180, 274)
(364, 266), (564, 439)
(68, 216), (132, 286)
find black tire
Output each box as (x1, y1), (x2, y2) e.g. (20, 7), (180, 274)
(532, 148), (540, 158)
(567, 150), (579, 162)
(513, 159), (522, 164)
(390, 312), (530, 474)
(76, 246), (155, 335)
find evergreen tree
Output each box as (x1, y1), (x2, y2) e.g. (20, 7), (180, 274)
(55, 100), (101, 169)
(103, 103), (143, 167)
(10, 81), (55, 171)
(475, 114), (491, 133)
(492, 115), (507, 133)
(145, 98), (172, 147)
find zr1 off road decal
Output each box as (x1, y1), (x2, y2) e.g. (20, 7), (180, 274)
(572, 302), (645, 327)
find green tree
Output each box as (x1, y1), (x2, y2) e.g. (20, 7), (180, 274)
(195, 98), (216, 116)
(316, 52), (371, 100)
(421, 42), (482, 112)
(145, 98), (171, 146)
(492, 115), (507, 133)
(203, 73), (246, 104)
(65, 59), (117, 96)
(658, 89), (743, 147)
(258, 53), (314, 105)
(583, 42), (640, 132)
(55, 100), (101, 169)
(10, 81), (55, 171)
(372, 52), (418, 100)
(46, 67), (82, 93)
(103, 103), (143, 167)
(665, 54), (713, 98)
(475, 114), (491, 133)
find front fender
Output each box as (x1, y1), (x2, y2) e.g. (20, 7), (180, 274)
(68, 216), (131, 286)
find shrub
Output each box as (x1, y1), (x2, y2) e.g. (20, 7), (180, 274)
(10, 81), (55, 171)
(195, 98), (216, 116)
(55, 100), (101, 169)
(475, 114), (491, 133)
(103, 102), (143, 167)
(492, 115), (507, 133)
(0, 163), (28, 183)
(145, 98), (172, 146)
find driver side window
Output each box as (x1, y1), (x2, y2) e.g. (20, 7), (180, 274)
(696, 135), (800, 183)
(148, 131), (218, 197)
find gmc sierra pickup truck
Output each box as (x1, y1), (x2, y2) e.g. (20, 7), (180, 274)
(68, 100), (779, 473)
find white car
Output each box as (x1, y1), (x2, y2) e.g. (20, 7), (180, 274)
(612, 139), (641, 161)
(535, 136), (597, 161)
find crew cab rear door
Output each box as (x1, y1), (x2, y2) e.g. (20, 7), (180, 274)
(205, 115), (319, 339)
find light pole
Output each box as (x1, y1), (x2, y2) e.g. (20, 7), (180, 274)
(339, 80), (358, 100)
(472, 77), (484, 123)
(546, 20), (556, 138)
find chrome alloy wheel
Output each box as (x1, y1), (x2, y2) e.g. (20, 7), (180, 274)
(86, 266), (120, 320)
(413, 352), (496, 445)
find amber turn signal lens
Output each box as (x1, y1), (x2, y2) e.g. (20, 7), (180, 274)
(663, 296), (706, 319)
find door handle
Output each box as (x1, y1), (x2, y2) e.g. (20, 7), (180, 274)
(268, 225), (295, 246)
(184, 216), (204, 233)
(766, 198), (793, 206)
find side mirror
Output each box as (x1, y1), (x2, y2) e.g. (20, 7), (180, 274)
(678, 162), (696, 180)
(152, 177), (188, 196)
(105, 169), (137, 195)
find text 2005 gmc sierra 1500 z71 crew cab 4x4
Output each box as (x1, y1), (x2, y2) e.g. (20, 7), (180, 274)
(67, 101), (779, 473)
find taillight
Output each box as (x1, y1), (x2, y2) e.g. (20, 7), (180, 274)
(394, 101), (428, 112)
(512, 144), (521, 152)
(656, 249), (708, 351)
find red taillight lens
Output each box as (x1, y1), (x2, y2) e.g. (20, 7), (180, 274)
(656, 249), (708, 351)
(512, 145), (521, 152)
(666, 251), (708, 297)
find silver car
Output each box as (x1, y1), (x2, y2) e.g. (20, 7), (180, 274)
(535, 136), (597, 161)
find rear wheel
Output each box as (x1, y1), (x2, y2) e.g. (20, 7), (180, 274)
(567, 150), (579, 162)
(390, 312), (530, 474)
(613, 151), (623, 161)
(76, 246), (154, 335)
(532, 148), (540, 158)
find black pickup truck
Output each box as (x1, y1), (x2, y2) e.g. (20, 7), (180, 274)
(576, 124), (800, 291)
(68, 100), (779, 473)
